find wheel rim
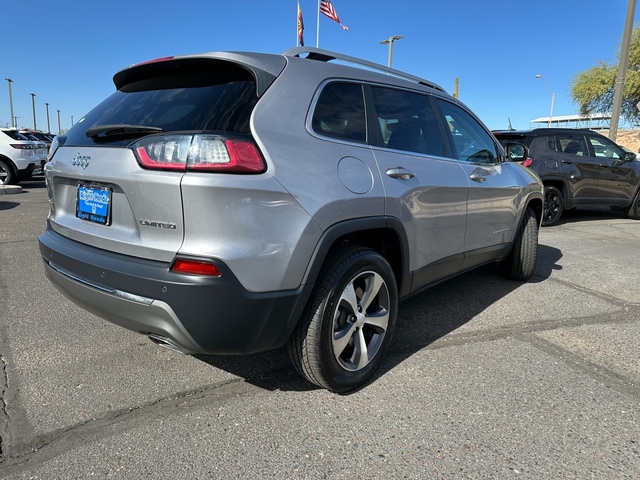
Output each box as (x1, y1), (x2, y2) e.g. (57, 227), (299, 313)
(331, 270), (390, 372)
(0, 166), (7, 185)
(544, 191), (561, 223)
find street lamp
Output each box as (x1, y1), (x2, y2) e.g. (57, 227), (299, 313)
(535, 74), (555, 127)
(5, 78), (14, 128)
(45, 103), (51, 133)
(57, 109), (61, 134)
(30, 93), (37, 131)
(380, 35), (403, 68)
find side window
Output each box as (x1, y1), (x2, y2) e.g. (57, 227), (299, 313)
(556, 135), (588, 157)
(546, 136), (556, 151)
(311, 82), (366, 143)
(370, 86), (445, 157)
(530, 136), (551, 154)
(436, 100), (499, 163)
(587, 136), (623, 160)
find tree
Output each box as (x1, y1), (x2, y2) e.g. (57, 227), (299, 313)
(571, 24), (640, 123)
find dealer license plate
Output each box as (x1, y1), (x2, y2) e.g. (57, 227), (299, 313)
(76, 184), (112, 225)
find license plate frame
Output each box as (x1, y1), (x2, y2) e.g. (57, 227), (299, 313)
(76, 183), (112, 225)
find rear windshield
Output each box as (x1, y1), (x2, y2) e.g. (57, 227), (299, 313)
(64, 80), (258, 147)
(1, 130), (30, 141)
(494, 134), (526, 145)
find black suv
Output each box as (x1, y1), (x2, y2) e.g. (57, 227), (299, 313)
(493, 128), (640, 225)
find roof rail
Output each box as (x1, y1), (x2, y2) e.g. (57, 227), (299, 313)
(281, 46), (446, 93)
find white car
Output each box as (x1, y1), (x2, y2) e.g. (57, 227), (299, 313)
(0, 128), (48, 184)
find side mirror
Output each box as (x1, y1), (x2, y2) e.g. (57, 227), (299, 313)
(505, 142), (528, 163)
(625, 151), (637, 162)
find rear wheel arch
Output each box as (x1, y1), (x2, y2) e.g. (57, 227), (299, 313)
(542, 179), (566, 196)
(302, 217), (410, 297)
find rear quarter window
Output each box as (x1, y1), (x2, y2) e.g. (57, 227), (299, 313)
(311, 82), (366, 143)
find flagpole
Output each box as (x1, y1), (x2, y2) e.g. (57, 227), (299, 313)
(316, 0), (320, 47)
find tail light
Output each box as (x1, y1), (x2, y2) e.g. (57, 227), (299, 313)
(9, 143), (38, 150)
(522, 157), (534, 168)
(132, 134), (266, 174)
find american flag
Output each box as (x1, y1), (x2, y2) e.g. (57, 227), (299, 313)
(320, 0), (349, 30)
(297, 1), (304, 46)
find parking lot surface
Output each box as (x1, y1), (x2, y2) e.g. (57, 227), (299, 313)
(1, 178), (639, 479)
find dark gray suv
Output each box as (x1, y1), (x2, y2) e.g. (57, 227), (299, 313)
(39, 47), (543, 392)
(494, 128), (640, 226)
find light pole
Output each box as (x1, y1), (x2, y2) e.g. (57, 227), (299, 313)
(45, 103), (51, 133)
(535, 74), (555, 127)
(71, 115), (74, 126)
(5, 78), (14, 128)
(57, 109), (61, 134)
(380, 35), (403, 68)
(30, 93), (37, 130)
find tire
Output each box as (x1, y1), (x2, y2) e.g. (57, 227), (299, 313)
(501, 207), (538, 281)
(627, 190), (640, 220)
(287, 245), (398, 393)
(0, 159), (17, 185)
(542, 186), (563, 226)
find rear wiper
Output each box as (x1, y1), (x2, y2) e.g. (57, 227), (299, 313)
(85, 124), (163, 138)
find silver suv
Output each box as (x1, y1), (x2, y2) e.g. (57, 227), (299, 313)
(39, 47), (543, 392)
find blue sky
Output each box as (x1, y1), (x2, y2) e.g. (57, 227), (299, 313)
(1, 0), (638, 133)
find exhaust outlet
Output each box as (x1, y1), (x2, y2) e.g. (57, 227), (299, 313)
(148, 333), (189, 355)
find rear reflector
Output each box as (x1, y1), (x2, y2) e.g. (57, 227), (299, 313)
(132, 134), (265, 173)
(171, 259), (221, 277)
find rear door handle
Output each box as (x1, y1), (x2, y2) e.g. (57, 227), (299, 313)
(386, 167), (415, 180)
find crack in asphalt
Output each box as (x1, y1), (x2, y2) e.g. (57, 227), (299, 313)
(0, 375), (283, 474)
(0, 354), (8, 461)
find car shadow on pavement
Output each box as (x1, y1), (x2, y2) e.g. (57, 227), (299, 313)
(0, 201), (20, 211)
(194, 243), (563, 394)
(552, 206), (627, 225)
(20, 177), (47, 189)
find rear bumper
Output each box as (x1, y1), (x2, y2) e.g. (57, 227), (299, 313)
(38, 224), (312, 355)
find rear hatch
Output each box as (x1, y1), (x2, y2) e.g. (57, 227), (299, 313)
(45, 52), (286, 262)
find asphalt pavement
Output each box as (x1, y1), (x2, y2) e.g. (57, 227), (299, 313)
(0, 177), (638, 479)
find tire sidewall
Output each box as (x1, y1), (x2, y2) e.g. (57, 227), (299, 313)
(543, 186), (563, 226)
(316, 250), (398, 392)
(0, 159), (17, 185)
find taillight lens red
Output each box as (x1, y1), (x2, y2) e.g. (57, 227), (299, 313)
(132, 134), (266, 173)
(522, 157), (534, 168)
(171, 259), (221, 276)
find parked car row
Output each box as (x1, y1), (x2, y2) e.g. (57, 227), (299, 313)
(0, 128), (50, 184)
(493, 128), (640, 225)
